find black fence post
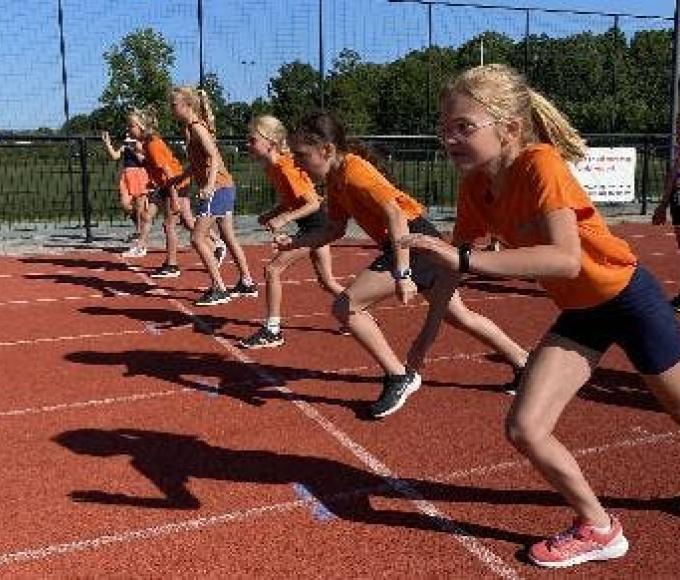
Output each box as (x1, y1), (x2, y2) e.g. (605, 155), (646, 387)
(640, 136), (650, 215)
(79, 138), (93, 243)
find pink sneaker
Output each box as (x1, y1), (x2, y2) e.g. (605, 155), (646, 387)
(529, 515), (628, 568)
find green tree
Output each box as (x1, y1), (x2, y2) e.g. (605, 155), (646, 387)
(100, 28), (175, 134)
(268, 61), (321, 127)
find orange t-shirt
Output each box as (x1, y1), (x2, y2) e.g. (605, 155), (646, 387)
(186, 122), (233, 189)
(143, 136), (186, 188)
(454, 144), (637, 309)
(327, 153), (423, 245)
(266, 154), (318, 210)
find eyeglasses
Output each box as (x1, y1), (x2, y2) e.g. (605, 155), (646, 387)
(437, 119), (496, 143)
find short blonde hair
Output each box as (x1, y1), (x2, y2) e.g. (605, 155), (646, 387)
(127, 106), (158, 137)
(171, 85), (217, 136)
(250, 115), (290, 154)
(441, 64), (587, 162)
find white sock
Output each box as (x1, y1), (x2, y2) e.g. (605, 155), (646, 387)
(266, 317), (281, 334)
(591, 519), (612, 534)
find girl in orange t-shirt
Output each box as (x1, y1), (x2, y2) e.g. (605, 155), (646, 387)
(283, 111), (527, 419)
(123, 107), (196, 278)
(401, 64), (680, 568)
(169, 86), (255, 306)
(239, 115), (344, 349)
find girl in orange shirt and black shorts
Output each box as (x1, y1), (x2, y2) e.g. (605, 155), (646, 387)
(239, 115), (344, 348)
(401, 64), (680, 568)
(282, 111), (528, 419)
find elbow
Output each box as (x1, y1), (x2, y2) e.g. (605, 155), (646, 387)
(562, 254), (581, 279)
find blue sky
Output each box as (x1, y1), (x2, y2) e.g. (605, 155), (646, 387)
(0, 0), (675, 130)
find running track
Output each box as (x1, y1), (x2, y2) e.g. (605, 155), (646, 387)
(0, 223), (678, 577)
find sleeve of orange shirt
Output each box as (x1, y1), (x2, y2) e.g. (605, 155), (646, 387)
(146, 138), (181, 186)
(453, 177), (488, 243)
(279, 160), (317, 204)
(529, 147), (594, 219)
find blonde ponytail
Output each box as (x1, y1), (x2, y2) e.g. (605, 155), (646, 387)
(196, 88), (217, 136)
(442, 64), (587, 162)
(171, 85), (217, 137)
(528, 90), (586, 162)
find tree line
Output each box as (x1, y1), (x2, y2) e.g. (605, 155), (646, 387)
(40, 25), (674, 138)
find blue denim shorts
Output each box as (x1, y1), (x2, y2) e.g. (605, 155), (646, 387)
(550, 266), (680, 375)
(196, 186), (236, 217)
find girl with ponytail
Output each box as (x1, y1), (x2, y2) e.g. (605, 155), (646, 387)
(170, 85), (256, 305)
(285, 111), (527, 419)
(401, 63), (680, 567)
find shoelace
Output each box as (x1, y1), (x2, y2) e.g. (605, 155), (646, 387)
(547, 524), (585, 551)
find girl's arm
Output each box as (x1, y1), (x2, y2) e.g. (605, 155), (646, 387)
(101, 132), (122, 161)
(258, 204), (286, 226)
(401, 208), (582, 280)
(384, 199), (417, 304)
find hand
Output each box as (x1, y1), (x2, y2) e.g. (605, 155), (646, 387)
(399, 234), (459, 270)
(652, 204), (668, 226)
(198, 186), (213, 200)
(273, 233), (293, 252)
(267, 215), (287, 233)
(395, 277), (417, 305)
(101, 131), (110, 145)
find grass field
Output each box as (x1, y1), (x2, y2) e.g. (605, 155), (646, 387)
(0, 136), (669, 228)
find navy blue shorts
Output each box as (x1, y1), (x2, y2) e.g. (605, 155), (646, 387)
(368, 216), (442, 291)
(196, 186), (236, 217)
(550, 266), (680, 375)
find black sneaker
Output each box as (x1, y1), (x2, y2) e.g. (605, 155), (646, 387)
(671, 293), (680, 313)
(238, 326), (285, 349)
(230, 280), (259, 298)
(194, 287), (231, 306)
(369, 369), (421, 419)
(149, 264), (181, 278)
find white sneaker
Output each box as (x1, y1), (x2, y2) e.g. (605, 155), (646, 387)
(122, 246), (147, 258)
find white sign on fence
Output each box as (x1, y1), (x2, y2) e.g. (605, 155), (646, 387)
(569, 147), (637, 203)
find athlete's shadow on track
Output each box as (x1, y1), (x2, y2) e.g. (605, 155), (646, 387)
(78, 306), (352, 339)
(461, 275), (548, 298)
(21, 256), (132, 272)
(64, 349), (380, 414)
(53, 427), (679, 550)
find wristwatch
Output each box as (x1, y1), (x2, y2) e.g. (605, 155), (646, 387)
(392, 267), (412, 281)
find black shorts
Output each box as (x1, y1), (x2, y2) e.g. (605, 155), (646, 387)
(295, 206), (329, 235)
(550, 266), (680, 375)
(368, 216), (442, 291)
(670, 201), (680, 226)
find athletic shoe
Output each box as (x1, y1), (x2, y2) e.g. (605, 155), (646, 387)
(149, 264), (181, 278)
(229, 280), (259, 298)
(238, 326), (285, 349)
(671, 293), (680, 313)
(214, 240), (227, 267)
(121, 246), (147, 258)
(194, 287), (231, 306)
(529, 515), (628, 568)
(369, 369), (422, 419)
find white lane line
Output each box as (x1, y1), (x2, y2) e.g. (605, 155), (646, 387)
(0, 324), (192, 348)
(124, 260), (520, 579)
(1, 425), (675, 567)
(0, 389), (192, 418)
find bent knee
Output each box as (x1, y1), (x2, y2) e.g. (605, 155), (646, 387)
(505, 416), (550, 451)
